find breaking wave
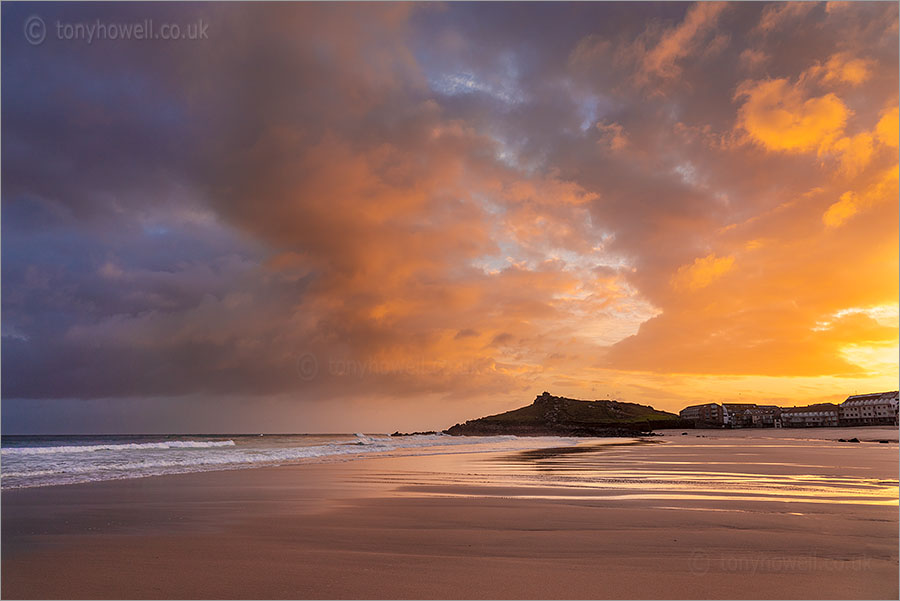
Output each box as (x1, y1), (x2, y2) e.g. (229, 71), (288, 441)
(0, 434), (552, 489)
(1, 439), (237, 455)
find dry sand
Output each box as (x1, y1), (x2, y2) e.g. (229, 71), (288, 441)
(2, 429), (898, 599)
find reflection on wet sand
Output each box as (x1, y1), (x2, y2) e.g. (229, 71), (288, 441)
(358, 432), (899, 508)
(501, 438), (661, 463)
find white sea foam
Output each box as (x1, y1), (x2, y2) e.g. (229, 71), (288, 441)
(1, 439), (237, 455)
(0, 434), (552, 490)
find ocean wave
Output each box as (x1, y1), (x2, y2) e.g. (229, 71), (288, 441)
(1, 439), (236, 455)
(0, 434), (564, 489)
(5, 443), (386, 478)
(349, 433), (377, 445)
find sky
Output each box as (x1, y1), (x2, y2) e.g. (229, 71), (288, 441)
(2, 2), (898, 434)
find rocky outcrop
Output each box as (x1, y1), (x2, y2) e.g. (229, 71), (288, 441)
(444, 391), (687, 436)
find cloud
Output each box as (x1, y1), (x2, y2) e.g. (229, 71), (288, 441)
(2, 2), (897, 431)
(756, 2), (816, 34)
(739, 48), (768, 71)
(671, 253), (735, 291)
(734, 78), (849, 153)
(596, 121), (629, 151)
(823, 165), (900, 227)
(820, 52), (872, 85)
(876, 106), (899, 148)
(639, 2), (727, 79)
(829, 132), (875, 176)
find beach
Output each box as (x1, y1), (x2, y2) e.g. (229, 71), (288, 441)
(2, 428), (898, 599)
(4, 2), (899, 599)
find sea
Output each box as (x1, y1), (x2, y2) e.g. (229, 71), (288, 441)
(3, 428), (898, 498)
(0, 433), (580, 490)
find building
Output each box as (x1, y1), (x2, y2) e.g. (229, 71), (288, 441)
(720, 404), (783, 428)
(839, 392), (899, 426)
(722, 403), (753, 427)
(780, 403), (840, 428)
(725, 404), (782, 428)
(679, 403), (726, 427)
(678, 392), (898, 429)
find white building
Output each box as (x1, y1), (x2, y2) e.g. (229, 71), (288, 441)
(781, 404), (840, 428)
(840, 392), (899, 426)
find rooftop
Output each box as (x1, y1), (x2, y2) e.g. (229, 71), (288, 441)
(845, 391), (898, 403)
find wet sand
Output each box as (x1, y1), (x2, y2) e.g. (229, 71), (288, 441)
(3, 429), (898, 599)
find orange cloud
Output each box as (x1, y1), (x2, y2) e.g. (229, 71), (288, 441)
(734, 78), (849, 153)
(823, 191), (861, 228)
(733, 71), (895, 177)
(876, 106), (899, 148)
(830, 132), (875, 176)
(671, 253), (735, 291)
(756, 2), (816, 33)
(824, 165), (900, 227)
(596, 121), (629, 151)
(640, 2), (727, 79)
(821, 52), (872, 85)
